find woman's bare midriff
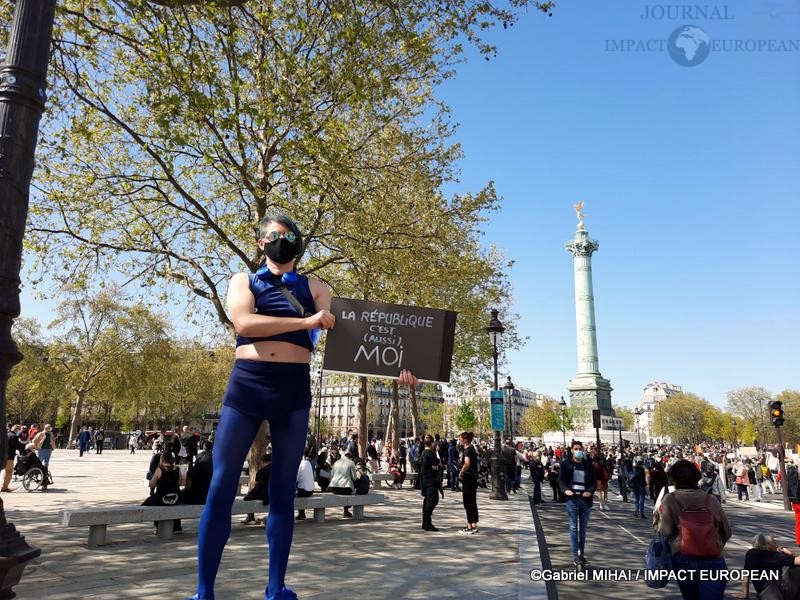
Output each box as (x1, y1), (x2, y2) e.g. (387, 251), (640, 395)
(235, 340), (312, 364)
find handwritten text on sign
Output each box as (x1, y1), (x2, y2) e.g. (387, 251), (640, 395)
(322, 298), (457, 382)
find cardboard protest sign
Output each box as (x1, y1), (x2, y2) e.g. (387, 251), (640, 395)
(322, 297), (457, 383)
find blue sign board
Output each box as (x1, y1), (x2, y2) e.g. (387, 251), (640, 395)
(490, 390), (505, 431)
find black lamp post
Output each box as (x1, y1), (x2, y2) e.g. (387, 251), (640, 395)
(315, 368), (323, 446)
(558, 396), (567, 447)
(504, 376), (515, 441)
(634, 408), (642, 447)
(732, 418), (738, 454)
(486, 309), (508, 501)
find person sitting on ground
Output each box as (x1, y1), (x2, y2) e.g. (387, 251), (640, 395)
(329, 448), (357, 518)
(242, 453), (272, 524)
(143, 451), (182, 534)
(737, 533), (800, 600)
(181, 441), (213, 505)
(295, 455), (315, 520)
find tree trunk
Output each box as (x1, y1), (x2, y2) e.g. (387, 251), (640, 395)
(247, 421), (269, 489)
(409, 384), (419, 440)
(390, 380), (400, 453)
(358, 376), (368, 460)
(67, 390), (86, 445)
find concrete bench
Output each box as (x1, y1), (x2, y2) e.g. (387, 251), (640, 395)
(140, 475), (250, 494)
(58, 493), (386, 547)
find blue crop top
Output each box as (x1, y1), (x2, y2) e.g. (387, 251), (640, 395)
(235, 268), (317, 351)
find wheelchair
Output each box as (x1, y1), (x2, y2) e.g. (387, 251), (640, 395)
(12, 452), (53, 492)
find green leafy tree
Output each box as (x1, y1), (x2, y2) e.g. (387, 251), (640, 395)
(613, 405), (634, 431)
(454, 401), (478, 432)
(776, 390), (800, 449)
(651, 392), (710, 443)
(726, 387), (773, 447)
(48, 289), (170, 444)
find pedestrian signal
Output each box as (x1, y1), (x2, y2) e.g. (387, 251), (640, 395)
(770, 401), (785, 427)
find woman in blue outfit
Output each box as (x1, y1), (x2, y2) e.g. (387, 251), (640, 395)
(189, 213), (417, 600)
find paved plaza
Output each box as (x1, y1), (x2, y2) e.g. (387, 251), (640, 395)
(3, 450), (797, 599)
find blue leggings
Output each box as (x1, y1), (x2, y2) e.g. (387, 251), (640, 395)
(195, 361), (310, 600)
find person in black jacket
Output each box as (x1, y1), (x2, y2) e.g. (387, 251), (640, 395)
(182, 442), (213, 505)
(2, 425), (22, 492)
(179, 426), (198, 468)
(530, 452), (545, 505)
(420, 435), (442, 531)
(242, 454), (272, 525)
(558, 440), (597, 568)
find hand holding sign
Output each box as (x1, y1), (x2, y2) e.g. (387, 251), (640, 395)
(397, 369), (419, 386)
(305, 309), (336, 330)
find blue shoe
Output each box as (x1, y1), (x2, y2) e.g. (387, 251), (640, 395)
(265, 586), (298, 600)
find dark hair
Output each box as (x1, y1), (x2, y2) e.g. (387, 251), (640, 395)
(571, 440), (583, 449)
(160, 451), (176, 466)
(460, 431), (474, 443)
(202, 441), (212, 453)
(262, 453), (272, 463)
(258, 213), (304, 258)
(668, 459), (701, 489)
(424, 434), (435, 447)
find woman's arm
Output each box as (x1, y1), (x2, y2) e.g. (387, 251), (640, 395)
(228, 273), (334, 337)
(149, 468), (161, 490)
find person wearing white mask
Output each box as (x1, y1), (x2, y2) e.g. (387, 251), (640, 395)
(558, 440), (597, 569)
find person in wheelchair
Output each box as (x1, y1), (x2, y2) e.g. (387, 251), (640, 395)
(17, 443), (50, 491)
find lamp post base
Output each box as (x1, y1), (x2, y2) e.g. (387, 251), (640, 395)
(490, 431), (508, 501)
(0, 499), (41, 599)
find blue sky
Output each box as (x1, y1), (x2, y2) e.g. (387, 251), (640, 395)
(437, 0), (800, 407)
(19, 0), (800, 410)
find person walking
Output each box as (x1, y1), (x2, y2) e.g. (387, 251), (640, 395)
(591, 450), (610, 510)
(530, 452), (545, 505)
(180, 426), (198, 468)
(736, 460), (750, 501)
(653, 459), (732, 600)
(559, 440), (597, 568)
(94, 428), (105, 454)
(628, 459), (647, 518)
(617, 452), (630, 503)
(502, 439), (517, 494)
(447, 439), (460, 491)
(78, 427), (91, 457)
(32, 424), (56, 468)
(2, 425), (22, 492)
(128, 432), (138, 455)
(457, 431), (479, 534)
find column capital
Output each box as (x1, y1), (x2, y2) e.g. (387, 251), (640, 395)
(565, 229), (599, 258)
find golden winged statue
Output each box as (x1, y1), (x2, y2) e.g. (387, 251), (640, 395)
(573, 201), (587, 230)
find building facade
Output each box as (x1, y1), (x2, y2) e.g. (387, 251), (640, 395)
(635, 381), (683, 443)
(313, 374), (444, 440)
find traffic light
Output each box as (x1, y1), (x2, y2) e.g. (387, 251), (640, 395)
(770, 401), (785, 427)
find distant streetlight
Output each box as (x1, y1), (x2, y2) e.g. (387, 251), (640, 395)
(634, 408), (643, 447)
(486, 308), (507, 501)
(559, 396), (567, 447)
(504, 376), (515, 440)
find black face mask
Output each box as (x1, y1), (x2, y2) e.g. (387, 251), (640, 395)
(264, 237), (298, 264)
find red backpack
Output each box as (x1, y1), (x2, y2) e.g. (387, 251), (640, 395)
(673, 494), (722, 558)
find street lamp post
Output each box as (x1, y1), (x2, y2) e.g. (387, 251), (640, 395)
(732, 418), (738, 455)
(486, 309), (508, 501)
(559, 396), (567, 447)
(634, 408), (642, 447)
(504, 376), (515, 441)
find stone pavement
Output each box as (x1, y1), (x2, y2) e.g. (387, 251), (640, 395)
(4, 450), (546, 599)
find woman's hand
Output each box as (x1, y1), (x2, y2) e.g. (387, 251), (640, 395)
(397, 369), (419, 386)
(304, 309), (336, 330)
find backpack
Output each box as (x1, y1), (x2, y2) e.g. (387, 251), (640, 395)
(672, 494), (722, 558)
(699, 472), (716, 493)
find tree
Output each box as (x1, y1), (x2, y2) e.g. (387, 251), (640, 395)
(776, 389), (800, 448)
(454, 401), (477, 432)
(418, 398), (446, 436)
(651, 392), (710, 443)
(726, 387), (773, 447)
(47, 290), (170, 444)
(613, 405), (634, 431)
(7, 319), (66, 426)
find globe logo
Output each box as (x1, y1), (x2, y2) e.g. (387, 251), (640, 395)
(668, 25), (711, 67)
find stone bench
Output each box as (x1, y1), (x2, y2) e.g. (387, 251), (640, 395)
(58, 493), (386, 547)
